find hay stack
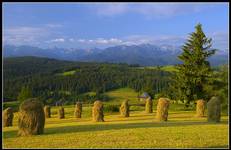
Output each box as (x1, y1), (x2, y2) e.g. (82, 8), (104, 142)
(196, 99), (205, 117)
(145, 97), (153, 113)
(74, 102), (82, 118)
(18, 98), (45, 136)
(92, 100), (104, 122)
(207, 96), (221, 122)
(44, 105), (51, 118)
(120, 100), (129, 117)
(156, 98), (170, 121)
(58, 107), (65, 119)
(3, 107), (14, 127)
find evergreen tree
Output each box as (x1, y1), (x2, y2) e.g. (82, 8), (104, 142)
(171, 23), (216, 107)
(17, 86), (33, 103)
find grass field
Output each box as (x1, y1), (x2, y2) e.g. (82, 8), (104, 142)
(137, 65), (178, 72)
(56, 70), (76, 76)
(3, 108), (229, 148)
(104, 88), (140, 105)
(2, 88), (229, 148)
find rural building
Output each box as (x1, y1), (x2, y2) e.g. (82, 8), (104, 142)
(138, 92), (150, 102)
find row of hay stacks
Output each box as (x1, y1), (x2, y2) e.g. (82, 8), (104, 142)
(3, 96), (221, 136)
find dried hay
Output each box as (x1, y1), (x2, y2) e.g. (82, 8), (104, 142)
(145, 97), (153, 113)
(92, 100), (104, 122)
(120, 100), (129, 117)
(3, 107), (14, 127)
(156, 98), (170, 121)
(196, 99), (205, 117)
(44, 105), (51, 118)
(18, 98), (45, 136)
(207, 96), (221, 123)
(74, 102), (82, 118)
(58, 107), (65, 119)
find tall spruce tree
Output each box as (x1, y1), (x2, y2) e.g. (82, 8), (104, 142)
(171, 23), (216, 107)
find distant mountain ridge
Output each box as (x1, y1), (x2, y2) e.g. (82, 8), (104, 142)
(3, 44), (228, 66)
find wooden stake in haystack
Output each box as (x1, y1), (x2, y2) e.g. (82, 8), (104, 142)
(44, 105), (51, 118)
(207, 96), (221, 123)
(196, 99), (205, 117)
(156, 98), (170, 121)
(74, 102), (82, 118)
(92, 100), (104, 122)
(120, 100), (129, 117)
(3, 107), (14, 127)
(58, 107), (65, 119)
(18, 98), (45, 136)
(145, 97), (153, 113)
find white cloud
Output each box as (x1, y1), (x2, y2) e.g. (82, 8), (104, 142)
(95, 38), (109, 44)
(49, 38), (65, 42)
(93, 3), (216, 18)
(76, 38), (123, 45)
(69, 38), (74, 42)
(123, 34), (187, 46)
(209, 31), (229, 50)
(3, 24), (66, 46)
(3, 26), (48, 45)
(78, 39), (86, 43)
(45, 23), (63, 28)
(95, 4), (128, 16)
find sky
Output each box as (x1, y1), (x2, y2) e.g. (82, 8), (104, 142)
(2, 2), (229, 50)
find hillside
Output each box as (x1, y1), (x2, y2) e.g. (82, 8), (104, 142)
(3, 56), (171, 103)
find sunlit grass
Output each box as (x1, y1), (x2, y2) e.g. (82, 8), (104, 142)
(56, 70), (76, 76)
(104, 88), (140, 105)
(3, 88), (229, 148)
(3, 106), (229, 148)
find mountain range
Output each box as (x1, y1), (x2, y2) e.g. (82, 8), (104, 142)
(3, 44), (228, 66)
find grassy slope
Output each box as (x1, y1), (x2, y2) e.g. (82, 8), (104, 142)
(3, 88), (229, 148)
(137, 65), (178, 72)
(104, 88), (140, 105)
(57, 70), (76, 76)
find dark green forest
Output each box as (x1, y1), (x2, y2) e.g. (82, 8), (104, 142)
(3, 55), (228, 112)
(3, 56), (171, 105)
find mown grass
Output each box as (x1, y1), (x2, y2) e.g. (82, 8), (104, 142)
(104, 88), (141, 105)
(3, 88), (229, 148)
(137, 65), (178, 72)
(2, 104), (229, 148)
(56, 70), (76, 76)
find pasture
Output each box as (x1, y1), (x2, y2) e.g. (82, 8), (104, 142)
(3, 108), (228, 148)
(2, 88), (229, 148)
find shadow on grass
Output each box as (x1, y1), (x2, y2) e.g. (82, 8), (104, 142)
(3, 120), (228, 139)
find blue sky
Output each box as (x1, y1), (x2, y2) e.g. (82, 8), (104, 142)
(3, 2), (229, 50)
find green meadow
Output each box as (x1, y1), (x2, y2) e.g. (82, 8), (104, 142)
(2, 88), (229, 148)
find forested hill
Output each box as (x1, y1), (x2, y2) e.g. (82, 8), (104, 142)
(3, 56), (172, 104)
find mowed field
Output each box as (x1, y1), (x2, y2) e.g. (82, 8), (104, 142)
(2, 88), (229, 148)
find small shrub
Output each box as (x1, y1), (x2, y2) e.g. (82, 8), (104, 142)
(104, 104), (119, 113)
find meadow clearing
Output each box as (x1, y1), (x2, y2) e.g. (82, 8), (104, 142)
(2, 88), (229, 148)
